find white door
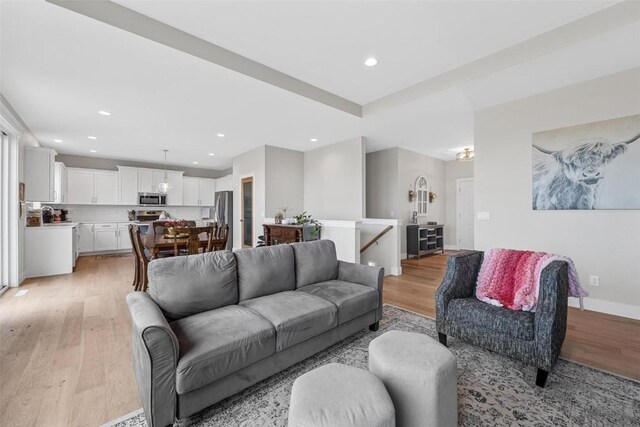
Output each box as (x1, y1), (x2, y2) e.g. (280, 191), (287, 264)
(138, 169), (155, 193)
(94, 230), (119, 251)
(67, 169), (95, 204)
(199, 178), (216, 206)
(119, 167), (139, 206)
(78, 223), (95, 253)
(183, 177), (199, 206)
(94, 171), (119, 204)
(166, 171), (184, 206)
(456, 179), (475, 250)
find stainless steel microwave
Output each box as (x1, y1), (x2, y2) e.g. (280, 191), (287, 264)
(138, 193), (166, 207)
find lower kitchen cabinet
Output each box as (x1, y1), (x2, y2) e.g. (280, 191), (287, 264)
(78, 223), (95, 253)
(78, 222), (133, 254)
(94, 223), (119, 251)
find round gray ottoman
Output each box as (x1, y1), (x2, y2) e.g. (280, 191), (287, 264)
(369, 331), (457, 427)
(288, 363), (395, 427)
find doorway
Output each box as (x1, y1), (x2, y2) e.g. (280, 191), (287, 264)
(241, 176), (253, 248)
(0, 128), (20, 293)
(456, 178), (474, 250)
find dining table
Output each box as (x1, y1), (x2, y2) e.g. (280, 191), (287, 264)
(141, 227), (225, 259)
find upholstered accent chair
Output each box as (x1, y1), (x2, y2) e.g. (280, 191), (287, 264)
(435, 251), (569, 387)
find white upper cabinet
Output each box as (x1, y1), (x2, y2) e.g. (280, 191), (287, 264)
(182, 177), (200, 206)
(165, 171), (184, 206)
(215, 174), (233, 192)
(182, 177), (215, 206)
(200, 178), (216, 206)
(53, 162), (67, 204)
(67, 169), (95, 204)
(24, 146), (56, 202)
(94, 171), (119, 204)
(138, 169), (155, 193)
(118, 167), (139, 205)
(67, 168), (118, 205)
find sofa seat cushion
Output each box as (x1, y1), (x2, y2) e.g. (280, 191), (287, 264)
(297, 280), (378, 324)
(240, 291), (338, 351)
(170, 305), (276, 394)
(446, 297), (534, 341)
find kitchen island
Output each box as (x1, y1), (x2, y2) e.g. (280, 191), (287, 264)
(25, 223), (79, 278)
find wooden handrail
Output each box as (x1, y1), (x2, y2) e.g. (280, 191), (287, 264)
(360, 225), (393, 253)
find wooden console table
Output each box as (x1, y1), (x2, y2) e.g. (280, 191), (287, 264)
(262, 224), (320, 245)
(407, 224), (444, 259)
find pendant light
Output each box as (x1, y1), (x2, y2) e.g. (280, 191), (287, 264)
(158, 149), (171, 193)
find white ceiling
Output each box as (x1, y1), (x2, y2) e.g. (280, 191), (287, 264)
(1, 0), (638, 167)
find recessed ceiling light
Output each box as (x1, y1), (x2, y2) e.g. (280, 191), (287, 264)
(217, 133), (225, 137)
(89, 149), (97, 153)
(208, 153), (215, 156)
(193, 161), (199, 164)
(88, 136), (97, 140)
(54, 139), (63, 143)
(365, 57), (378, 67)
(98, 111), (111, 116)
(310, 138), (318, 142)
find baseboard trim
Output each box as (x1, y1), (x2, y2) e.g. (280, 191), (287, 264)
(569, 297), (640, 320)
(18, 271), (26, 285)
(444, 244), (459, 250)
(389, 266), (402, 276)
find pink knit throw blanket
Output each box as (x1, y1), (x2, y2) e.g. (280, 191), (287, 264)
(475, 248), (588, 312)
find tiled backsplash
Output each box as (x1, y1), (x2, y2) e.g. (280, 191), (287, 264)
(52, 205), (213, 222)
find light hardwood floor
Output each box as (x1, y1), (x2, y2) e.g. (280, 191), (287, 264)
(1, 253), (638, 426)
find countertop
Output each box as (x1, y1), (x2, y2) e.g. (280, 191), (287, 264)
(27, 222), (79, 229)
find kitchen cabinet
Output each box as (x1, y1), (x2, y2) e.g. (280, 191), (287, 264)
(118, 166), (139, 205)
(24, 146), (56, 202)
(138, 169), (166, 193)
(78, 223), (95, 253)
(182, 177), (216, 206)
(94, 223), (119, 251)
(25, 224), (77, 278)
(165, 171), (184, 206)
(215, 174), (233, 192)
(117, 222), (133, 250)
(67, 168), (118, 205)
(53, 162), (67, 204)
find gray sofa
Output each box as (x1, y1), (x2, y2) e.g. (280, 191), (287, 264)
(126, 240), (384, 427)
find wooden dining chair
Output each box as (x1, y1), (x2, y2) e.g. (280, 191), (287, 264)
(211, 224), (230, 251)
(128, 224), (139, 289)
(131, 224), (150, 292)
(175, 225), (215, 255)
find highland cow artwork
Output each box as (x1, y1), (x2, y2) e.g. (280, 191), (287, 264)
(532, 115), (640, 210)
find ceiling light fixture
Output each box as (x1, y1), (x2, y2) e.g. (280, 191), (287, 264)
(193, 161), (199, 164)
(310, 138), (318, 142)
(158, 149), (171, 194)
(456, 148), (475, 161)
(98, 111), (111, 116)
(208, 153), (215, 156)
(217, 133), (225, 137)
(54, 139), (63, 143)
(88, 136), (97, 140)
(89, 149), (97, 153)
(365, 57), (378, 67)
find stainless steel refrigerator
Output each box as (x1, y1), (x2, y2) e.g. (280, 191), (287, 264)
(214, 191), (233, 250)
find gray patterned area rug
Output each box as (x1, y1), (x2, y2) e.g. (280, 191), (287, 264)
(108, 305), (640, 427)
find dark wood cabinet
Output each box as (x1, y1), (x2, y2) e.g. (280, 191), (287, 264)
(263, 224), (320, 245)
(407, 224), (444, 259)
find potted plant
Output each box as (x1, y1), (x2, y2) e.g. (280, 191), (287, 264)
(274, 211), (284, 224)
(294, 211), (322, 241)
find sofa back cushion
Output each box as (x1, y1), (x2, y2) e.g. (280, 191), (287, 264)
(291, 240), (338, 288)
(148, 251), (238, 320)
(236, 244), (296, 301)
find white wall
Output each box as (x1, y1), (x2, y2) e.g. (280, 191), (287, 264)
(444, 160), (474, 247)
(366, 148), (399, 219)
(475, 68), (640, 318)
(304, 137), (365, 220)
(232, 146), (266, 249)
(265, 145), (304, 218)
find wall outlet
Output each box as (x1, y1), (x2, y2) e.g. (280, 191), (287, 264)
(477, 211), (491, 221)
(589, 275), (600, 287)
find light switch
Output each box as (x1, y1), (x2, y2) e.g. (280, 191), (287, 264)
(477, 212), (491, 221)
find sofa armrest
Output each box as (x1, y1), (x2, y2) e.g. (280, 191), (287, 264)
(534, 261), (569, 370)
(435, 251), (483, 333)
(127, 292), (179, 427)
(338, 260), (384, 321)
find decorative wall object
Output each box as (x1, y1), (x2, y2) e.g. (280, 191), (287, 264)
(532, 114), (640, 210)
(414, 176), (429, 216)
